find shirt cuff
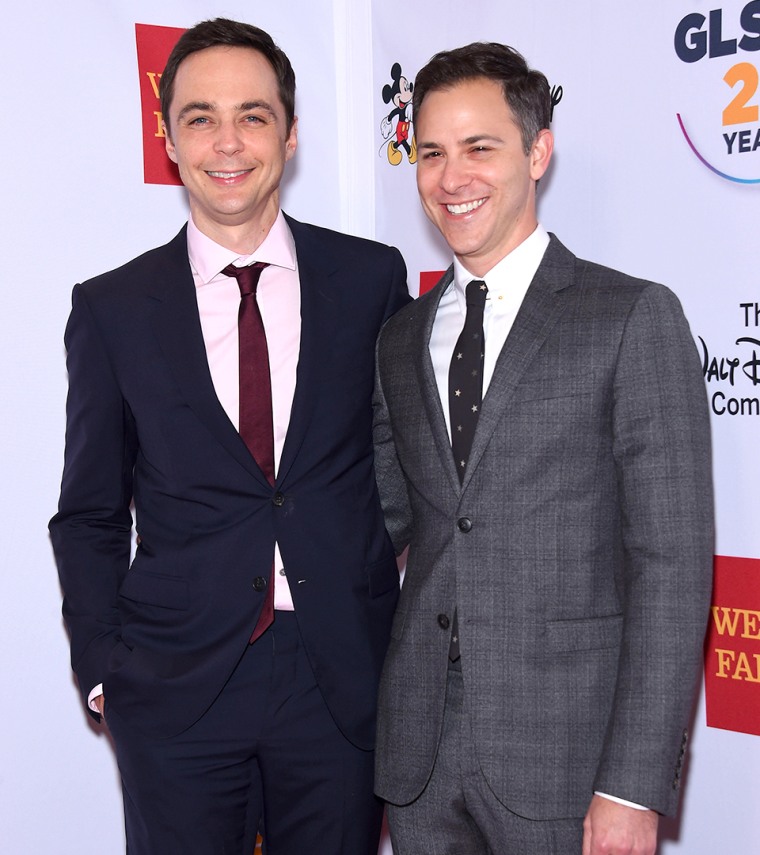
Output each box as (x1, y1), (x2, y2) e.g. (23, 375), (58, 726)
(88, 684), (104, 714)
(595, 791), (649, 811)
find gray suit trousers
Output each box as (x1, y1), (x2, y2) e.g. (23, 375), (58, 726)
(387, 662), (584, 855)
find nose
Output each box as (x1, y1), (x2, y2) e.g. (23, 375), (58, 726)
(214, 120), (244, 156)
(439, 156), (470, 195)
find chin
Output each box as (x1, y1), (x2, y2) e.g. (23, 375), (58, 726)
(448, 239), (484, 259)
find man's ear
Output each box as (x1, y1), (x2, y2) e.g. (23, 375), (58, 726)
(285, 116), (298, 162)
(164, 121), (178, 164)
(529, 128), (553, 181)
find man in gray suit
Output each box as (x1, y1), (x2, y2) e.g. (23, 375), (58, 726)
(373, 42), (714, 855)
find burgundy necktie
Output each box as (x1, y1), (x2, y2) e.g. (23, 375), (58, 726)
(223, 261), (274, 642)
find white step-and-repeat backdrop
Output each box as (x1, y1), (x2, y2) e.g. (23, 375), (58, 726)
(2, 1), (757, 852)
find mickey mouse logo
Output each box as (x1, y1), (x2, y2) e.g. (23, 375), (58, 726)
(380, 62), (417, 165)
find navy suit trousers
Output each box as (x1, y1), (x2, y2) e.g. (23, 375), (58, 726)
(106, 612), (383, 855)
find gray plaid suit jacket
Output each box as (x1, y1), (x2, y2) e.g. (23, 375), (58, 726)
(373, 235), (713, 819)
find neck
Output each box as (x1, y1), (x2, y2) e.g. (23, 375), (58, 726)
(190, 202), (280, 256)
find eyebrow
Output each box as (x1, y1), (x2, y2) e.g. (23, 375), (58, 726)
(238, 100), (277, 118)
(417, 133), (505, 150)
(462, 134), (504, 145)
(175, 100), (278, 122)
(176, 101), (214, 122)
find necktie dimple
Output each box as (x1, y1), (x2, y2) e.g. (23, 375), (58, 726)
(449, 279), (488, 482)
(223, 261), (274, 642)
(447, 278), (488, 661)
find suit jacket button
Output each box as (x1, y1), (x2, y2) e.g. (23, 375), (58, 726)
(253, 576), (267, 592)
(272, 492), (285, 507)
(457, 517), (472, 533)
(437, 614), (450, 630)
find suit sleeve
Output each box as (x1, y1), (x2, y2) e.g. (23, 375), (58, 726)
(372, 246), (414, 552)
(593, 282), (714, 815)
(49, 285), (137, 718)
(373, 324), (413, 556)
(382, 246), (413, 321)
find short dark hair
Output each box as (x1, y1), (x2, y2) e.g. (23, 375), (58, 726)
(412, 42), (550, 154)
(160, 18), (296, 135)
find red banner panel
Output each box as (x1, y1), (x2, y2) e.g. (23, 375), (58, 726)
(135, 23), (185, 186)
(704, 555), (760, 736)
(420, 270), (445, 295)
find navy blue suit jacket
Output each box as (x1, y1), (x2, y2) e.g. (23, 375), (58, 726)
(50, 215), (410, 746)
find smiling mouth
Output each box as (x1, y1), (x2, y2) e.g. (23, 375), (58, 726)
(206, 170), (251, 179)
(446, 198), (486, 215)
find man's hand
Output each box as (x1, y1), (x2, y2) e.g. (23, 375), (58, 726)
(582, 794), (658, 855)
(94, 694), (105, 718)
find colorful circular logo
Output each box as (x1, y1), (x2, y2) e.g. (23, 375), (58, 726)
(674, 4), (760, 184)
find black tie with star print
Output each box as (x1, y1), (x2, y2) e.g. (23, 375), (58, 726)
(448, 279), (488, 483)
(446, 278), (487, 661)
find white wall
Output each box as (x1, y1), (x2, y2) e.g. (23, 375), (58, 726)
(2, 1), (757, 852)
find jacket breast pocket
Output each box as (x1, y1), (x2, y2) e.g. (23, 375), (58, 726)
(545, 614), (623, 653)
(510, 368), (600, 403)
(119, 569), (189, 611)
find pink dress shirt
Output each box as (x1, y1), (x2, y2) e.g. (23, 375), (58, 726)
(189, 211), (300, 611)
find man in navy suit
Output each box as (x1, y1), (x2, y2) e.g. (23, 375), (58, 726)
(50, 18), (408, 854)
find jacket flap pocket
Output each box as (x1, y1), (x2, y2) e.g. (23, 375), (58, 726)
(546, 614), (623, 653)
(367, 556), (400, 599)
(119, 570), (189, 610)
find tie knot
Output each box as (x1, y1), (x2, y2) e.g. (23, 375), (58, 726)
(465, 279), (488, 309)
(222, 261), (269, 297)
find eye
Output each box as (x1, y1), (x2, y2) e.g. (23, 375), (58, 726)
(187, 116), (210, 126)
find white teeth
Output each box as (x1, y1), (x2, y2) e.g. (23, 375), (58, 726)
(447, 198), (486, 215)
(207, 170), (248, 178)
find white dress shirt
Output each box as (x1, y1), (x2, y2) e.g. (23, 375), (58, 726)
(429, 225), (549, 430)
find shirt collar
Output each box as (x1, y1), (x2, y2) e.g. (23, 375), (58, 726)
(450, 224), (550, 304)
(187, 210), (297, 286)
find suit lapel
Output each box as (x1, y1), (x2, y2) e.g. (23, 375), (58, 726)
(147, 227), (270, 485)
(275, 218), (338, 486)
(410, 269), (464, 495)
(460, 235), (576, 492)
